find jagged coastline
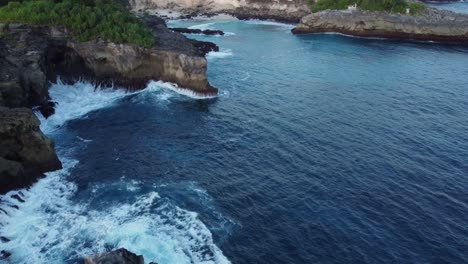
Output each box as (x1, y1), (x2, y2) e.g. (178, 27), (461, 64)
(0, 14), (219, 195)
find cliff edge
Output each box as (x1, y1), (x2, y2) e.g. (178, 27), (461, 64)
(0, 15), (218, 194)
(292, 8), (468, 43)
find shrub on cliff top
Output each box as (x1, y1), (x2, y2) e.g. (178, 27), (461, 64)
(0, 0), (155, 47)
(311, 0), (426, 15)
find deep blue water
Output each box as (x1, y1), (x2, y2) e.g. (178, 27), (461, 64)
(2, 6), (468, 264)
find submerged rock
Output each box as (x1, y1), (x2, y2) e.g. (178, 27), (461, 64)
(84, 248), (145, 264)
(190, 40), (220, 55)
(0, 107), (61, 194)
(0, 250), (11, 260)
(292, 9), (468, 43)
(170, 27), (225, 36)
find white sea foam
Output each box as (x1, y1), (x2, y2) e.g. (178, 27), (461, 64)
(38, 80), (130, 134)
(185, 21), (235, 36)
(145, 81), (217, 99)
(38, 80), (216, 133)
(245, 20), (295, 30)
(0, 159), (230, 263)
(207, 49), (233, 60)
(76, 136), (93, 143)
(188, 22), (215, 30)
(0, 80), (229, 263)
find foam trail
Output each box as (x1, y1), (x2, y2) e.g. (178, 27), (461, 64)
(207, 49), (233, 60)
(185, 21), (235, 36)
(245, 20), (295, 30)
(188, 22), (215, 30)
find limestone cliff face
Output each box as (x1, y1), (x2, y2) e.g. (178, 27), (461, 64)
(0, 19), (217, 116)
(50, 40), (216, 95)
(130, 0), (311, 22)
(292, 9), (468, 43)
(0, 18), (217, 193)
(0, 107), (62, 194)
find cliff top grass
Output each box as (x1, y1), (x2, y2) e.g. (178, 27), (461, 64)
(310, 0), (426, 15)
(0, 0), (155, 48)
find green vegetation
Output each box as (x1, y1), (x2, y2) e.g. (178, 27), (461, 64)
(310, 0), (426, 15)
(0, 0), (155, 47)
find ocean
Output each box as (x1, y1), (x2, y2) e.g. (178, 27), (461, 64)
(1, 3), (468, 263)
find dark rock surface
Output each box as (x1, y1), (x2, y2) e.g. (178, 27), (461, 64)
(84, 248), (145, 264)
(292, 9), (468, 43)
(170, 27), (225, 36)
(0, 14), (219, 195)
(1, 250), (11, 260)
(190, 40), (220, 55)
(0, 107), (61, 194)
(0, 17), (218, 112)
(0, 23), (55, 117)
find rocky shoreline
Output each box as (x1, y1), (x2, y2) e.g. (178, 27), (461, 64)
(0, 107), (61, 194)
(0, 15), (219, 196)
(292, 8), (468, 43)
(131, 0), (311, 23)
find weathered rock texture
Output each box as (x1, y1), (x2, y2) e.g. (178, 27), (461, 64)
(84, 248), (145, 264)
(0, 19), (217, 112)
(0, 107), (62, 194)
(130, 0), (311, 23)
(0, 16), (217, 194)
(292, 9), (468, 43)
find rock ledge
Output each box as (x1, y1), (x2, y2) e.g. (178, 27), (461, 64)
(292, 9), (468, 43)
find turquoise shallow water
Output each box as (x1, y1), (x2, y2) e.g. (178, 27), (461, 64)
(428, 1), (468, 13)
(1, 4), (468, 264)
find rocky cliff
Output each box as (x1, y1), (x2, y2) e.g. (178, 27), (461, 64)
(0, 107), (62, 194)
(0, 16), (218, 194)
(292, 8), (468, 43)
(130, 0), (311, 22)
(1, 18), (217, 116)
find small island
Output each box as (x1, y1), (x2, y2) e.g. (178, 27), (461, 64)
(292, 0), (468, 43)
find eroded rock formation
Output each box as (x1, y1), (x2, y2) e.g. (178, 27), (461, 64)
(0, 107), (62, 194)
(0, 15), (218, 194)
(292, 9), (468, 43)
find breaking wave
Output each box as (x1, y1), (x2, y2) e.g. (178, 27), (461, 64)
(0, 80), (230, 264)
(207, 49), (233, 59)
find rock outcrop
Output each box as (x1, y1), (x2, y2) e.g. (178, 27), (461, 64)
(0, 107), (62, 194)
(84, 248), (151, 264)
(170, 27), (225, 36)
(0, 15), (218, 194)
(1, 18), (218, 112)
(130, 0), (311, 23)
(292, 9), (468, 43)
(0, 23), (54, 117)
